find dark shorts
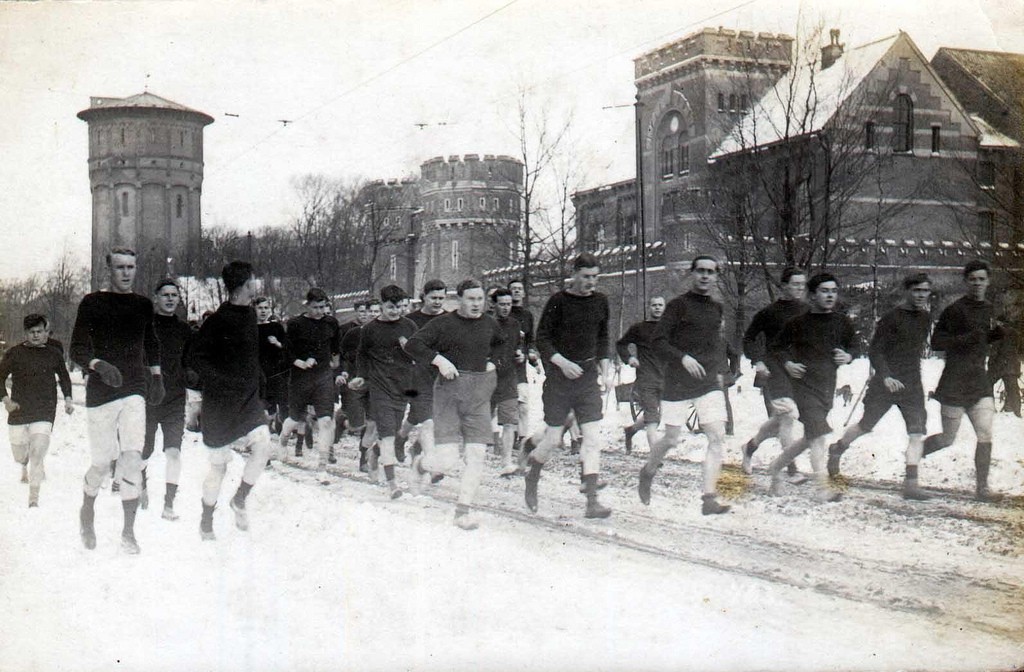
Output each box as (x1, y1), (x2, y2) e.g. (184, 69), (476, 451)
(492, 372), (518, 404)
(635, 383), (662, 425)
(493, 397), (518, 426)
(340, 385), (368, 429)
(263, 370), (289, 405)
(143, 398), (186, 460)
(369, 388), (407, 439)
(792, 387), (832, 440)
(407, 386), (433, 425)
(542, 362), (603, 426)
(288, 369), (335, 420)
(515, 360), (529, 384)
(860, 380), (926, 434)
(433, 370), (497, 445)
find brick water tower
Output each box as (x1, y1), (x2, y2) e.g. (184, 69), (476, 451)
(78, 93), (214, 291)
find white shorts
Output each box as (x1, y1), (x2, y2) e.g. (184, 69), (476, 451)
(187, 389), (203, 403)
(206, 424), (272, 465)
(769, 397), (799, 418)
(517, 382), (529, 404)
(661, 390), (728, 427)
(87, 395), (146, 463)
(9, 422), (53, 444)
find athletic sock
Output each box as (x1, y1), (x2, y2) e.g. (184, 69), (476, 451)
(922, 434), (946, 456)
(201, 502), (215, 532)
(122, 498), (139, 537)
(906, 464), (919, 481)
(383, 464), (395, 482)
(165, 483), (178, 508)
(975, 442), (993, 492)
(581, 473), (600, 501)
(82, 492), (97, 512)
(455, 503), (471, 517)
(744, 439), (757, 457)
(527, 457), (543, 480)
(233, 480), (253, 507)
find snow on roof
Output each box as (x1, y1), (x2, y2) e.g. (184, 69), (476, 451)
(970, 114), (1020, 148)
(79, 92), (214, 124)
(711, 33), (901, 159)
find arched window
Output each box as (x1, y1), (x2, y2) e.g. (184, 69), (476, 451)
(659, 112), (690, 179)
(893, 94), (914, 152)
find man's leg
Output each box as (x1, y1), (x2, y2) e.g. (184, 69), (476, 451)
(163, 447), (182, 519)
(827, 423), (869, 479)
(26, 429), (50, 507)
(115, 396), (147, 554)
(768, 438), (809, 496)
(10, 426), (29, 484)
(81, 400), (127, 549)
(902, 433), (929, 500)
(639, 423), (682, 505)
(923, 404), (964, 456)
(140, 408), (161, 510)
(700, 420), (730, 514)
(315, 415), (334, 468)
(1005, 374), (1022, 417)
(231, 426), (274, 531)
(806, 435), (840, 502)
(578, 420), (610, 518)
(499, 424), (517, 475)
(454, 443), (487, 530)
(378, 435), (402, 498)
(523, 424), (563, 513)
(966, 397), (999, 502)
(201, 446), (231, 540)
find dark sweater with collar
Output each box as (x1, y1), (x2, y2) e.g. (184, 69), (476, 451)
(535, 291), (610, 364)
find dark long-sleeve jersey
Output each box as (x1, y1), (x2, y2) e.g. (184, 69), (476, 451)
(493, 314), (522, 401)
(535, 291), (610, 364)
(653, 292), (725, 400)
(742, 299), (808, 364)
(406, 310), (447, 391)
(339, 323), (363, 376)
(258, 321), (290, 380)
(510, 305), (535, 384)
(286, 314), (341, 374)
(616, 320), (664, 388)
(153, 313), (191, 404)
(868, 306), (931, 384)
(191, 302), (266, 447)
(356, 317), (418, 400)
(770, 311), (859, 405)
(404, 312), (506, 373)
(932, 296), (1000, 407)
(0, 343), (72, 425)
(70, 292), (160, 407)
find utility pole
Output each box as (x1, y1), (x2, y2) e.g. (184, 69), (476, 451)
(634, 92), (647, 319)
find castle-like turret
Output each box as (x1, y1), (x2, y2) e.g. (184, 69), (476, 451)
(78, 93), (214, 291)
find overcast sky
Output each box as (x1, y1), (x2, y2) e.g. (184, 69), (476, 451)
(1, 0), (1022, 281)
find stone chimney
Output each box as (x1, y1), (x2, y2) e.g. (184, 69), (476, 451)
(821, 28), (844, 70)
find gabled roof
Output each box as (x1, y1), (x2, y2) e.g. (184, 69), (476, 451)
(711, 33), (901, 158)
(78, 92), (214, 124)
(970, 114), (1020, 149)
(932, 47), (1024, 140)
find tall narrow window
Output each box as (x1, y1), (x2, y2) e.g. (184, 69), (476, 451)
(456, 197), (464, 211)
(678, 142), (690, 175)
(740, 94), (749, 111)
(728, 94), (737, 111)
(451, 240), (459, 271)
(121, 192), (129, 216)
(931, 125), (941, 154)
(978, 161), (995, 188)
(978, 211), (995, 243)
(389, 255), (397, 280)
(893, 94), (914, 152)
(121, 127), (126, 145)
(444, 198), (451, 211)
(479, 197), (486, 209)
(717, 93), (725, 112)
(175, 194), (184, 219)
(865, 121), (875, 149)
(492, 197), (499, 210)
(661, 147), (675, 178)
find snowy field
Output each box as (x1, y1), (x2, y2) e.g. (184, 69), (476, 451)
(2, 359), (1023, 672)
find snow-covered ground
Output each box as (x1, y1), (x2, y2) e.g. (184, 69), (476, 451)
(1, 359), (1023, 672)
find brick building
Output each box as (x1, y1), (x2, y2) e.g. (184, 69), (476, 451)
(77, 93), (214, 292)
(368, 154), (523, 295)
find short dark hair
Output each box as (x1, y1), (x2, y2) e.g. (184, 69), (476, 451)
(573, 253), (600, 271)
(456, 278), (483, 296)
(253, 296), (270, 307)
(154, 278), (179, 294)
(23, 314), (47, 331)
(507, 278), (525, 289)
(353, 300), (369, 310)
(491, 288), (512, 302)
(808, 272), (839, 293)
(903, 273), (931, 289)
(423, 279), (446, 295)
(105, 247), (137, 265)
(222, 261), (254, 294)
(690, 255), (718, 271)
(380, 284), (406, 305)
(780, 266), (805, 284)
(306, 288), (328, 304)
(963, 259), (990, 277)
(368, 299), (381, 308)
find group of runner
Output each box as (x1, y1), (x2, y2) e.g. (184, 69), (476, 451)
(0, 247), (1013, 553)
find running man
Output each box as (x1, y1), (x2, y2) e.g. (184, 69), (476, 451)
(71, 247), (163, 553)
(396, 279), (448, 464)
(827, 273), (933, 499)
(337, 300), (372, 462)
(767, 272), (858, 501)
(640, 257), (731, 515)
(922, 260), (1006, 502)
(740, 267), (809, 480)
(0, 314), (73, 507)
(617, 295), (666, 454)
(255, 296), (290, 435)
(142, 279), (192, 519)
(404, 278), (506, 530)
(279, 288), (341, 467)
(490, 288), (523, 476)
(191, 262), (275, 540)
(508, 278), (538, 448)
(348, 285), (418, 498)
(523, 253), (613, 519)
